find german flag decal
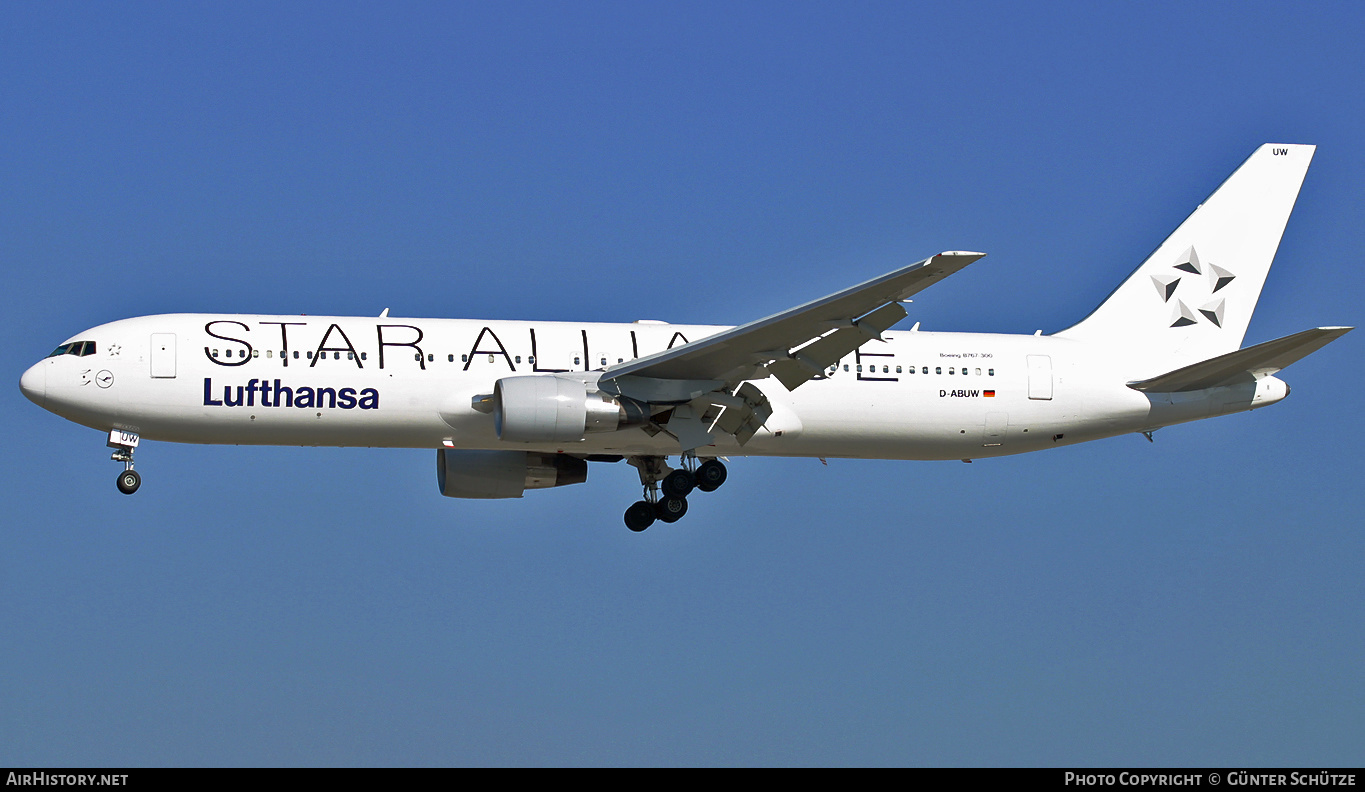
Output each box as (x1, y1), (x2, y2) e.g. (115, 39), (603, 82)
(984, 390), (996, 397)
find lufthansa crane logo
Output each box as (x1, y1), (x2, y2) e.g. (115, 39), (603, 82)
(1150, 246), (1236, 328)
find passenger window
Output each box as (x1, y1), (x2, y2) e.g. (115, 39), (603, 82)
(348, 352), (354, 360)
(935, 367), (941, 374)
(922, 367), (928, 374)
(989, 368), (994, 376)
(528, 356), (535, 365)
(429, 354), (435, 363)
(414, 353), (421, 361)
(897, 366), (903, 373)
(948, 367), (955, 374)
(266, 350), (272, 358)
(212, 349), (219, 358)
(252, 350), (259, 358)
(461, 354), (468, 363)
(975, 368), (981, 375)
(448, 354), (454, 363)
(334, 352), (341, 360)
(883, 365), (889, 373)
(293, 351), (300, 359)
(856, 365), (863, 372)
(516, 356), (522, 364)
(843, 364), (849, 372)
(574, 357), (581, 365)
(361, 352), (367, 361)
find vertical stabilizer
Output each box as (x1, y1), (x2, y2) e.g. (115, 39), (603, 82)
(1055, 144), (1314, 374)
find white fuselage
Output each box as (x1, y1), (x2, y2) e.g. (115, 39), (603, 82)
(22, 313), (1287, 461)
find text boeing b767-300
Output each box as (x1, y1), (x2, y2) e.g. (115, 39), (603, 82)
(19, 144), (1351, 531)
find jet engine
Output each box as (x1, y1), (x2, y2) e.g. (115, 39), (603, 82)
(436, 449), (588, 499)
(492, 375), (648, 443)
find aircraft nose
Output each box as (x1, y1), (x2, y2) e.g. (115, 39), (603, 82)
(20, 361), (46, 407)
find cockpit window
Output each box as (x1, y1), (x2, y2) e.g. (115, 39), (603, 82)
(46, 341), (96, 358)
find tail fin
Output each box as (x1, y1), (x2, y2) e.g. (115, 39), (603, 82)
(1055, 144), (1315, 373)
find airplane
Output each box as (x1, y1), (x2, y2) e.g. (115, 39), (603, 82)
(19, 143), (1351, 532)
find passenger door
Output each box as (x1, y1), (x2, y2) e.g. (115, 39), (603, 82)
(1026, 355), (1052, 400)
(150, 333), (176, 378)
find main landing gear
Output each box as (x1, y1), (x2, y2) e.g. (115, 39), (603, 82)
(108, 429), (141, 495)
(623, 455), (728, 532)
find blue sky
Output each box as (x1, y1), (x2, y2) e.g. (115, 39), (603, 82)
(3, 2), (1362, 766)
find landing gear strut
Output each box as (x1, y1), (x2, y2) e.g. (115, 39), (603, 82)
(108, 429), (141, 495)
(623, 454), (725, 532)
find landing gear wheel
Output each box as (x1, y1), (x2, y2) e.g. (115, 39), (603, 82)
(662, 469), (695, 498)
(695, 459), (727, 492)
(624, 501), (656, 532)
(655, 495), (688, 523)
(116, 469), (141, 495)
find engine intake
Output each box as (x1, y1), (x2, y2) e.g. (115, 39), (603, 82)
(492, 376), (648, 443)
(436, 449), (587, 499)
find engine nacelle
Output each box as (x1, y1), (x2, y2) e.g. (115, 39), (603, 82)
(436, 449), (588, 499)
(492, 376), (647, 443)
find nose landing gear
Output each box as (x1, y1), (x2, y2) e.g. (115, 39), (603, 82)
(623, 454), (726, 532)
(108, 429), (141, 495)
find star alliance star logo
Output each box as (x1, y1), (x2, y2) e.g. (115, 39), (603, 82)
(1151, 246), (1235, 328)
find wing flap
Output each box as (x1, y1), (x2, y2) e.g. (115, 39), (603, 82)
(767, 302), (908, 390)
(1127, 326), (1352, 392)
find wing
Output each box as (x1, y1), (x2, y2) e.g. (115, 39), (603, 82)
(597, 251), (984, 450)
(603, 251), (984, 391)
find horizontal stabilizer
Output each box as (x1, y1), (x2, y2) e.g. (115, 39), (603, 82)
(1127, 326), (1352, 392)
